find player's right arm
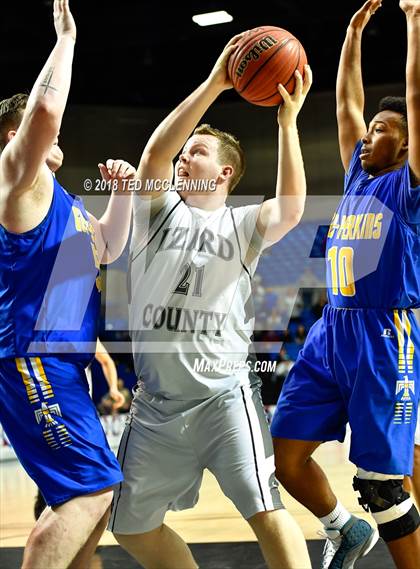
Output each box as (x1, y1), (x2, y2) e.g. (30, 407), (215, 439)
(336, 0), (382, 172)
(137, 33), (244, 200)
(0, 0), (75, 194)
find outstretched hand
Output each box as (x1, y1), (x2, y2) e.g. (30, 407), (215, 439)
(277, 65), (312, 127)
(207, 33), (246, 91)
(98, 159), (136, 193)
(54, 0), (76, 41)
(349, 0), (382, 31)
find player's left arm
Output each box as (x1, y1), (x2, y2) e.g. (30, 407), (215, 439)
(88, 159), (135, 265)
(256, 65), (312, 243)
(401, 0), (420, 184)
(94, 339), (125, 411)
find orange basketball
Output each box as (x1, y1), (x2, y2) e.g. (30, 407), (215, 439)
(228, 26), (307, 107)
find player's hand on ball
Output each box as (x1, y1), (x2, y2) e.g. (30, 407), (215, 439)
(98, 159), (136, 193)
(400, 0), (420, 15)
(349, 0), (382, 31)
(54, 0), (76, 41)
(208, 33), (246, 91)
(277, 65), (312, 127)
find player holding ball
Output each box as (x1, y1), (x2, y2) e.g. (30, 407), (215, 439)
(109, 31), (312, 569)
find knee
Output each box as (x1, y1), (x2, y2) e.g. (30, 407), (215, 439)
(353, 472), (420, 542)
(114, 525), (163, 550)
(275, 462), (295, 484)
(27, 524), (49, 551)
(275, 453), (307, 484)
(273, 438), (317, 485)
(247, 509), (283, 531)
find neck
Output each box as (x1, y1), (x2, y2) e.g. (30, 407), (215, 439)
(180, 191), (227, 211)
(370, 159), (406, 178)
(368, 156), (407, 178)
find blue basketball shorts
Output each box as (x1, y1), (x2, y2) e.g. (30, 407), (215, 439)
(0, 356), (123, 505)
(271, 305), (420, 475)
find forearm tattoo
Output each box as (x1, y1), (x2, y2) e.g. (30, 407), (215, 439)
(40, 67), (59, 95)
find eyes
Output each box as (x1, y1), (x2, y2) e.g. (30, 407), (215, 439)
(364, 126), (385, 139)
(179, 146), (208, 159)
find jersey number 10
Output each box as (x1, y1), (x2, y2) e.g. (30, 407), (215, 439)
(327, 246), (356, 297)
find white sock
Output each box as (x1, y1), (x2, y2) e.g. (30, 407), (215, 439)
(319, 501), (351, 531)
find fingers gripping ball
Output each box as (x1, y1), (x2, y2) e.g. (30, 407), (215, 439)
(228, 26), (307, 106)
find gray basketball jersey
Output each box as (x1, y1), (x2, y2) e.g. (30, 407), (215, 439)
(129, 191), (270, 400)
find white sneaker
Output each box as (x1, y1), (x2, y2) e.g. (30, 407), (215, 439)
(319, 515), (379, 569)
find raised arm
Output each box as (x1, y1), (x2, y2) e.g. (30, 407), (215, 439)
(336, 0), (382, 171)
(88, 159), (136, 265)
(137, 34), (244, 198)
(256, 66), (312, 243)
(0, 0), (76, 193)
(401, 0), (420, 183)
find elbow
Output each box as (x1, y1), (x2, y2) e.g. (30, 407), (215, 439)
(140, 146), (163, 168)
(138, 150), (159, 177)
(101, 246), (121, 265)
(29, 102), (61, 133)
(284, 208), (304, 229)
(282, 196), (305, 228)
(336, 103), (351, 121)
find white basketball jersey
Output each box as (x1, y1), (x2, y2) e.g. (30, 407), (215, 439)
(129, 191), (270, 400)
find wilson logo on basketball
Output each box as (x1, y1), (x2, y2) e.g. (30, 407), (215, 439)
(235, 35), (279, 77)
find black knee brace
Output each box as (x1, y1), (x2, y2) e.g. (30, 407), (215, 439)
(353, 476), (420, 542)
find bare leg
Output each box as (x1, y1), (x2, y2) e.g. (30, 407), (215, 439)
(68, 507), (110, 569)
(386, 528), (420, 569)
(410, 445), (420, 507)
(248, 510), (311, 569)
(273, 438), (337, 516)
(21, 489), (113, 569)
(114, 524), (198, 569)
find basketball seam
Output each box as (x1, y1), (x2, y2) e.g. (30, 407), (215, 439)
(238, 37), (292, 95)
(252, 42), (302, 103)
(229, 27), (283, 77)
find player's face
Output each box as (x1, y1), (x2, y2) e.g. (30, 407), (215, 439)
(175, 134), (223, 194)
(360, 111), (408, 175)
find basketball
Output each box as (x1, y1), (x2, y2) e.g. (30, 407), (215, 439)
(228, 26), (307, 107)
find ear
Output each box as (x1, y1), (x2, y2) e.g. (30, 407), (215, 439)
(220, 165), (234, 181)
(7, 130), (17, 142)
(401, 137), (409, 153)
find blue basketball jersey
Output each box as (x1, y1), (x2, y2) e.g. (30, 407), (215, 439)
(0, 175), (101, 364)
(326, 140), (420, 309)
